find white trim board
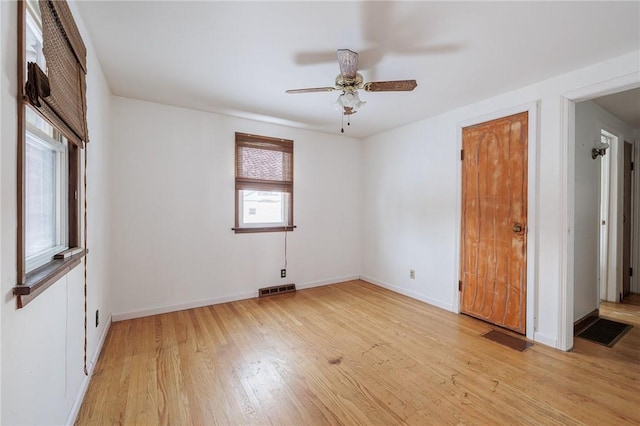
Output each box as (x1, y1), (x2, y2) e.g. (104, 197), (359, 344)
(112, 291), (257, 322)
(111, 275), (360, 322)
(360, 275), (454, 313)
(296, 275), (360, 291)
(453, 102), (539, 343)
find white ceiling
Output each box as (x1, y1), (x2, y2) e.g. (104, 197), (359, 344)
(593, 88), (640, 129)
(75, 1), (640, 138)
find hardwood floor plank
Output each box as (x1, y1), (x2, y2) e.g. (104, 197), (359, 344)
(76, 280), (640, 425)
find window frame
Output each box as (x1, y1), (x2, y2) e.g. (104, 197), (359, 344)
(24, 112), (69, 272)
(13, 0), (86, 308)
(233, 132), (295, 234)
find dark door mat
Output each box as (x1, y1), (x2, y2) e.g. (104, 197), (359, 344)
(576, 318), (632, 347)
(483, 330), (533, 352)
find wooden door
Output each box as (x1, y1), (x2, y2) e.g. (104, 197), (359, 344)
(623, 141), (632, 297)
(460, 112), (528, 334)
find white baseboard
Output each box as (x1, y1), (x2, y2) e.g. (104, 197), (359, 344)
(533, 332), (558, 349)
(360, 275), (455, 312)
(112, 291), (257, 322)
(66, 313), (112, 426)
(297, 274), (360, 290)
(361, 275), (564, 350)
(112, 275), (360, 322)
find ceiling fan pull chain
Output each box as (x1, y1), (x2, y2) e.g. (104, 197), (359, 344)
(341, 112), (345, 133)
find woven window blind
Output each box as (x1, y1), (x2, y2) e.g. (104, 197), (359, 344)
(25, 0), (88, 146)
(235, 133), (293, 193)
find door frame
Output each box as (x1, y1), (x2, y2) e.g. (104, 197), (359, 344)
(632, 140), (640, 295)
(622, 140), (633, 297)
(559, 74), (640, 351)
(598, 128), (618, 304)
(454, 102), (539, 341)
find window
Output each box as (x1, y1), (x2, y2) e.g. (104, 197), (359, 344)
(234, 133), (294, 233)
(14, 0), (88, 308)
(25, 107), (68, 271)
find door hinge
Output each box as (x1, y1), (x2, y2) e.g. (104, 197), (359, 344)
(460, 149), (464, 161)
(631, 267), (633, 277)
(74, 190), (78, 200)
(458, 280), (462, 291)
(631, 161), (635, 172)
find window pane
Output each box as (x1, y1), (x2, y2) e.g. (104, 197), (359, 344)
(241, 190), (286, 224)
(26, 108), (58, 139)
(25, 0), (46, 78)
(25, 138), (57, 258)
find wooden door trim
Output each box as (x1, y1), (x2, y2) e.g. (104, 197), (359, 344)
(454, 102), (539, 341)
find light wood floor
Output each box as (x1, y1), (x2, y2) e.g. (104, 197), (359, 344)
(76, 280), (640, 425)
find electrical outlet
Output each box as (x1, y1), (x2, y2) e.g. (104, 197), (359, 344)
(410, 270), (415, 279)
(281, 269), (286, 278)
(95, 309), (99, 327)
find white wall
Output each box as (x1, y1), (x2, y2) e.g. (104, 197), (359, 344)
(109, 97), (362, 319)
(361, 51), (640, 349)
(574, 100), (635, 321)
(1, 1), (112, 424)
(361, 117), (458, 311)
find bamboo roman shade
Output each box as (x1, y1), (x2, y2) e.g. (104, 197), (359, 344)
(235, 133), (293, 193)
(25, 0), (88, 146)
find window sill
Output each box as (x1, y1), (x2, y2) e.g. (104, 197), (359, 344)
(232, 226), (296, 234)
(13, 248), (87, 308)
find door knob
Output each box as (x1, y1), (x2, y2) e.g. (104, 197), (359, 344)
(513, 224), (523, 233)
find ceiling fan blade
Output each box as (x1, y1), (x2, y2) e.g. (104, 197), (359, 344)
(285, 87), (336, 94)
(363, 80), (417, 92)
(337, 49), (359, 79)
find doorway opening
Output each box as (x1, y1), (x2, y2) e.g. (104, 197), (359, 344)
(563, 80), (640, 351)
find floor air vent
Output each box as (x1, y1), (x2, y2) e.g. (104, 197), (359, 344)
(259, 284), (296, 298)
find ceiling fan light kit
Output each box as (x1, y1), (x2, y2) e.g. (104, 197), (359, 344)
(333, 91), (366, 113)
(286, 49), (417, 133)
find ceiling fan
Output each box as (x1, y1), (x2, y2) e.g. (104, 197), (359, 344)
(286, 49), (417, 129)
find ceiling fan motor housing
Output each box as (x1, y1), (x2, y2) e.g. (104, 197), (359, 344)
(335, 72), (364, 92)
